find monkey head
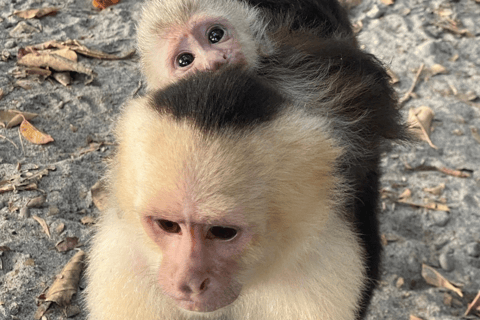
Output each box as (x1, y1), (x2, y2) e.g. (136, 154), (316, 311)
(137, 0), (272, 90)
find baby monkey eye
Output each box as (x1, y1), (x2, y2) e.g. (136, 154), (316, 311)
(207, 26), (225, 44)
(176, 53), (194, 67)
(207, 226), (238, 241)
(157, 219), (181, 234)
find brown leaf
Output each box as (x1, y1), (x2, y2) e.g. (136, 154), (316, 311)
(32, 215), (51, 238)
(471, 127), (480, 144)
(387, 67), (400, 84)
(55, 222), (65, 234)
(465, 290), (480, 316)
(17, 52), (95, 77)
(398, 188), (412, 200)
(91, 180), (108, 211)
(437, 166), (471, 178)
(0, 246), (11, 252)
(52, 72), (72, 86)
(92, 0), (121, 10)
(0, 88), (4, 100)
(14, 7), (58, 19)
(380, 0), (395, 5)
(398, 200), (450, 212)
(56, 48), (77, 61)
(423, 183), (445, 196)
(27, 195), (46, 208)
(410, 316), (423, 320)
(45, 250), (85, 306)
(55, 237), (79, 252)
(421, 264), (463, 297)
(408, 106), (437, 149)
(0, 110), (38, 128)
(20, 118), (54, 144)
(34, 301), (52, 320)
(80, 216), (95, 225)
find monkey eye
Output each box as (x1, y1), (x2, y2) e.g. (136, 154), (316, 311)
(156, 219), (181, 234)
(176, 53), (195, 68)
(207, 26), (225, 44)
(207, 226), (238, 241)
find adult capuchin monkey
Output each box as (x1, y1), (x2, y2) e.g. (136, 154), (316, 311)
(86, 34), (408, 319)
(137, 0), (356, 90)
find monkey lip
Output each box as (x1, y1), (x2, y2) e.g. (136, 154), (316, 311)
(170, 294), (234, 312)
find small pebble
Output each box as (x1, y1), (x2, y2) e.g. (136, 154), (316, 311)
(19, 207), (29, 219)
(432, 211), (450, 227)
(439, 252), (455, 272)
(48, 206), (60, 216)
(366, 5), (384, 19)
(4, 40), (16, 49)
(466, 242), (480, 257)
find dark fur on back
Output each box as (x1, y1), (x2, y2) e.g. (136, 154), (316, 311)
(259, 37), (409, 318)
(244, 0), (354, 37)
(151, 68), (285, 132)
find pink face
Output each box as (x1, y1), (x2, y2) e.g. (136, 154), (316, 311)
(157, 16), (247, 83)
(140, 190), (254, 312)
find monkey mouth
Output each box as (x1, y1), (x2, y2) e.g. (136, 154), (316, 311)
(169, 294), (235, 313)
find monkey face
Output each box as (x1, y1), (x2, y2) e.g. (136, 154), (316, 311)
(151, 16), (247, 88)
(137, 170), (256, 312)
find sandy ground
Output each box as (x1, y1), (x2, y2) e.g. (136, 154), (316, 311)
(0, 0), (479, 319)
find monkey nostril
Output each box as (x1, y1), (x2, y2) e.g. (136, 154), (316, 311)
(199, 278), (210, 292)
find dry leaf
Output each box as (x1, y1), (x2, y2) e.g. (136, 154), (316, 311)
(45, 250), (85, 306)
(91, 180), (108, 211)
(430, 64), (448, 75)
(50, 48), (77, 61)
(14, 7), (58, 19)
(421, 264), (463, 297)
(17, 53), (95, 78)
(24, 39), (135, 60)
(471, 127), (480, 144)
(34, 301), (52, 320)
(398, 200), (450, 212)
(27, 195), (46, 208)
(20, 118), (54, 144)
(437, 166), (471, 178)
(396, 277), (404, 288)
(0, 246), (11, 252)
(398, 188), (412, 200)
(0, 166), (54, 194)
(423, 183), (445, 196)
(92, 0), (121, 9)
(465, 290), (480, 316)
(52, 72), (72, 86)
(32, 215), (51, 238)
(410, 316), (423, 320)
(81, 216), (95, 225)
(0, 88), (4, 100)
(0, 110), (38, 128)
(24, 258), (35, 266)
(380, 0), (395, 5)
(408, 106), (437, 149)
(55, 222), (65, 234)
(55, 237), (79, 252)
(387, 67), (400, 84)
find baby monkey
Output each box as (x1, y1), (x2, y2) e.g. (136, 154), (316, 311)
(137, 0), (356, 90)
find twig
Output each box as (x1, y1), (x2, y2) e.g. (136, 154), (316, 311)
(0, 134), (19, 149)
(399, 63), (424, 107)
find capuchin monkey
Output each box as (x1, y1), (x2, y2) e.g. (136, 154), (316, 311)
(137, 0), (356, 90)
(86, 36), (408, 319)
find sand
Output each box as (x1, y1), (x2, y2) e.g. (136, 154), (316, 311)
(0, 0), (479, 319)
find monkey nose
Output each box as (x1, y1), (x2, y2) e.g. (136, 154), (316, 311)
(179, 277), (210, 295)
